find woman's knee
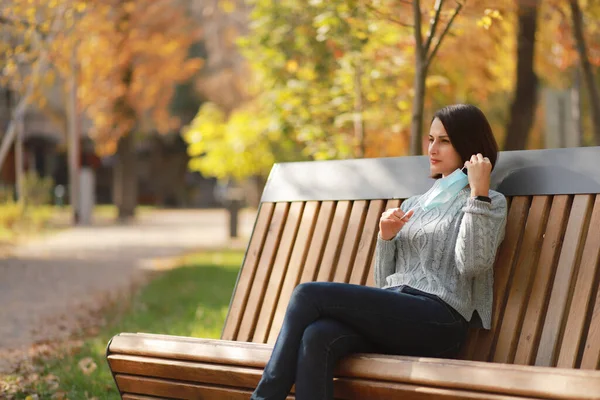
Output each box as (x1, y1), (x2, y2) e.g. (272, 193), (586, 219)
(300, 319), (357, 354)
(290, 282), (325, 306)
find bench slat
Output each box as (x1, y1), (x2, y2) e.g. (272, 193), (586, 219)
(513, 195), (571, 365)
(109, 354), (264, 389)
(222, 203), (274, 341)
(238, 202), (289, 342)
(253, 202), (304, 343)
(559, 195), (600, 368)
(298, 201), (335, 284)
(494, 196), (551, 363)
(365, 199), (401, 288)
(536, 194), (594, 367)
(472, 196), (531, 362)
(317, 201), (352, 281)
(122, 395), (168, 400)
(116, 374), (278, 400)
(350, 200), (386, 286)
(581, 277), (600, 370)
(109, 355), (536, 400)
(109, 334), (600, 399)
(333, 200), (369, 283)
(334, 379), (538, 400)
(268, 201), (320, 344)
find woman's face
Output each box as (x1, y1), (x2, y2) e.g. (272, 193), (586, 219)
(428, 118), (463, 178)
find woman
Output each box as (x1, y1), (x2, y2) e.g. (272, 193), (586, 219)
(251, 104), (508, 400)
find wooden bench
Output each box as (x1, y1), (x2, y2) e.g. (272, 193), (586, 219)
(107, 146), (600, 399)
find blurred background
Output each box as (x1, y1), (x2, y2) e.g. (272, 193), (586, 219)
(1, 0), (599, 397)
(0, 0), (599, 228)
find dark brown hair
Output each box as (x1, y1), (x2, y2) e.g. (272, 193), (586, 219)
(432, 104), (499, 175)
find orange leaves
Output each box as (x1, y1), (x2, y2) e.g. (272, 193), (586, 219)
(69, 0), (204, 153)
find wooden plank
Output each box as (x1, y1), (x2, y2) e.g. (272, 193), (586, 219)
(471, 196), (530, 362)
(580, 273), (600, 370)
(536, 195), (594, 367)
(349, 200), (386, 285)
(336, 353), (600, 400)
(557, 195), (600, 368)
(109, 335), (600, 399)
(267, 202), (320, 344)
(316, 201), (352, 282)
(109, 354), (263, 389)
(333, 200), (369, 283)
(237, 203), (290, 342)
(108, 335), (272, 367)
(493, 196), (551, 363)
(334, 379), (538, 400)
(221, 203), (275, 341)
(513, 195), (571, 365)
(252, 202), (304, 344)
(365, 199), (401, 288)
(116, 374), (294, 400)
(298, 201), (335, 284)
(122, 395), (168, 400)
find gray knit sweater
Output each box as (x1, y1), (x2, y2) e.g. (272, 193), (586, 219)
(375, 187), (507, 329)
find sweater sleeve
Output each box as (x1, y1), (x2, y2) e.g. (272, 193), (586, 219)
(455, 191), (507, 278)
(373, 196), (418, 288)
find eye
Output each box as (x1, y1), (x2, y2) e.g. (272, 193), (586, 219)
(428, 137), (434, 142)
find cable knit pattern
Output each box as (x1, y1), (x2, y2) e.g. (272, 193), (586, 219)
(374, 188), (507, 329)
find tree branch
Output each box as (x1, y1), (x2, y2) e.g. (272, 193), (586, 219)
(424, 0), (444, 55)
(426, 0), (463, 68)
(364, 3), (413, 28)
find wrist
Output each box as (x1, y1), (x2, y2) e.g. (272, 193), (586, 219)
(379, 232), (395, 241)
(470, 187), (490, 197)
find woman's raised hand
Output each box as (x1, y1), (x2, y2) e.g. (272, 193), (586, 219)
(464, 153), (492, 197)
(379, 208), (414, 241)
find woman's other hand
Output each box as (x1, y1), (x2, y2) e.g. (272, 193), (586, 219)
(379, 208), (414, 241)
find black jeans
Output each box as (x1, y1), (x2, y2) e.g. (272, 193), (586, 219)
(250, 282), (468, 400)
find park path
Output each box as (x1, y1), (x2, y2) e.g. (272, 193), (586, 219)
(0, 208), (255, 373)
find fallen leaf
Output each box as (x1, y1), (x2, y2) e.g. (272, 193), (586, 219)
(78, 357), (97, 375)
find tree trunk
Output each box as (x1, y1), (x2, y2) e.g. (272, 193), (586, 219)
(572, 67), (584, 145)
(410, 0), (425, 156)
(410, 64), (427, 155)
(570, 0), (600, 145)
(353, 62), (366, 158)
(113, 132), (137, 221)
(504, 0), (539, 151)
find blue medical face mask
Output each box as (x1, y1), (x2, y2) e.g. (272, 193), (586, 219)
(417, 167), (469, 211)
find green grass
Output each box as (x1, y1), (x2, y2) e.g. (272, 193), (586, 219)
(5, 250), (244, 399)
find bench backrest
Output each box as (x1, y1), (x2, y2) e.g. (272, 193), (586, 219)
(221, 147), (600, 370)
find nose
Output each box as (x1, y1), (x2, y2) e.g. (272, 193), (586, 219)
(429, 141), (438, 155)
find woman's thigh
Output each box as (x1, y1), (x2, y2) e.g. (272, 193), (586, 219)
(293, 282), (466, 357)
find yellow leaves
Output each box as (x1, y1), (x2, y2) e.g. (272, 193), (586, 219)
(184, 102), (276, 180)
(286, 60), (299, 73)
(477, 9), (504, 30)
(219, 0), (237, 14)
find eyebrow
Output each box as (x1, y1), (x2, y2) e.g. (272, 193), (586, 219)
(429, 135), (449, 139)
